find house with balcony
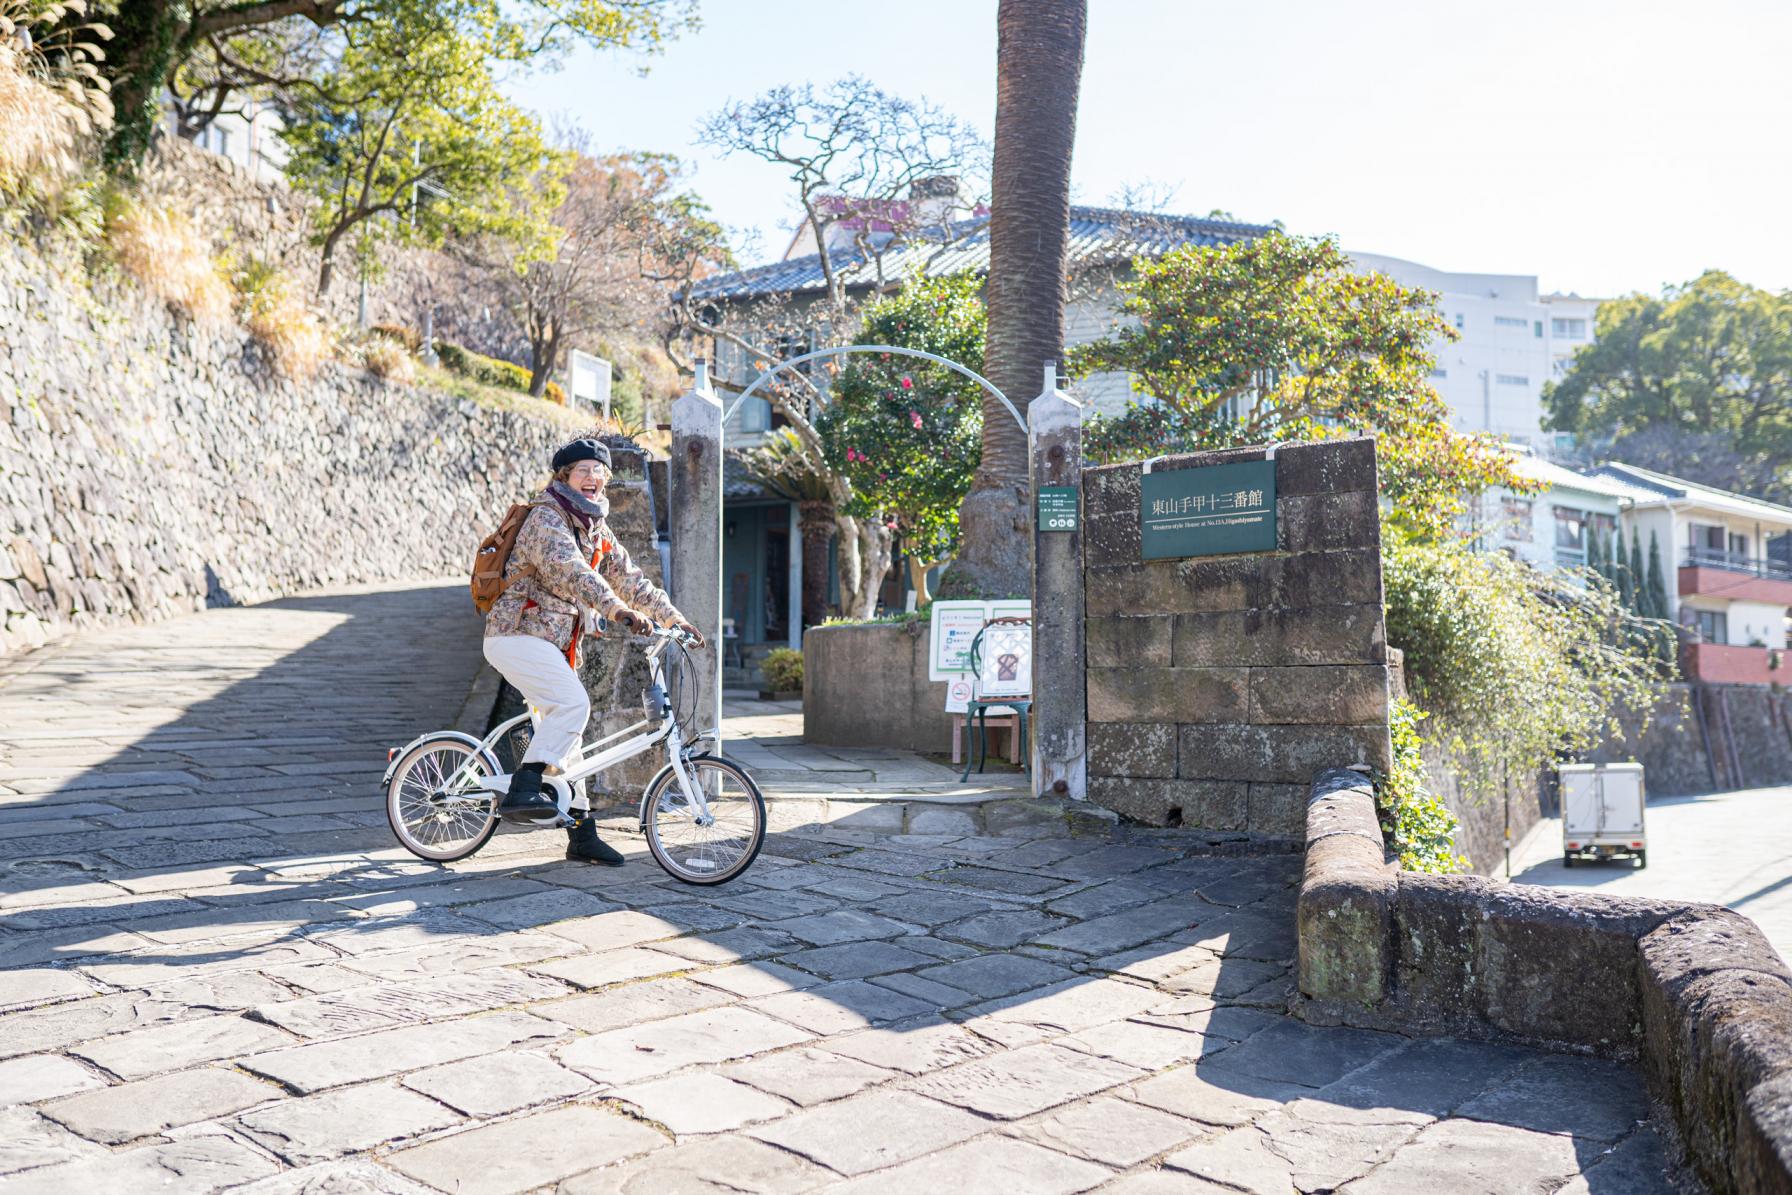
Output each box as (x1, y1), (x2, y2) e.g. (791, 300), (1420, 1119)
(1593, 463), (1792, 686)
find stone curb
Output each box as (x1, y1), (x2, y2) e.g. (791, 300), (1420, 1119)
(1295, 767), (1792, 1195)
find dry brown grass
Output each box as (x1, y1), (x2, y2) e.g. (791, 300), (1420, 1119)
(106, 201), (232, 323)
(0, 1), (113, 192)
(235, 262), (331, 381)
(362, 337), (417, 385)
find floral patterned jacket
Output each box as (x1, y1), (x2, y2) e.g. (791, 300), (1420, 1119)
(483, 489), (683, 664)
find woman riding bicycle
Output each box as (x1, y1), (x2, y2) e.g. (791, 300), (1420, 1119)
(483, 436), (704, 865)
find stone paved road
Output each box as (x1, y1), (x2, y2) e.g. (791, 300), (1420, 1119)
(0, 583), (1699, 1193)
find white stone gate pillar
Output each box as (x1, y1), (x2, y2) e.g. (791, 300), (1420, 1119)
(1030, 362), (1086, 798)
(670, 361), (723, 744)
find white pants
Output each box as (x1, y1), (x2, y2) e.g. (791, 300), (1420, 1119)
(483, 635), (590, 810)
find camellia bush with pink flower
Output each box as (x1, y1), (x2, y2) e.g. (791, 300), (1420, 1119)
(817, 273), (984, 600)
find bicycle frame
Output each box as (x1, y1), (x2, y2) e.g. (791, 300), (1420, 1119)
(438, 629), (715, 824)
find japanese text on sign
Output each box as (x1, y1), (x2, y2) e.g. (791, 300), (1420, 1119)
(1139, 459), (1277, 559)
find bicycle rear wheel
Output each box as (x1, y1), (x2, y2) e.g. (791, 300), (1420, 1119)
(387, 736), (500, 862)
(643, 755), (765, 885)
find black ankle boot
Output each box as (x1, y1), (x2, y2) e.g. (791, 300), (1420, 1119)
(565, 815), (625, 866)
(498, 762), (558, 822)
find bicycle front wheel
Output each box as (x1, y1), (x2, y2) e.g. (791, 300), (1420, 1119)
(643, 755), (766, 885)
(387, 736), (500, 862)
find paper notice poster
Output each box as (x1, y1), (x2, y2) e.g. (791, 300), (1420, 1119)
(945, 677), (974, 714)
(929, 601), (990, 681)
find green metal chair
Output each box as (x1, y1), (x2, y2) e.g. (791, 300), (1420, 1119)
(961, 616), (1032, 782)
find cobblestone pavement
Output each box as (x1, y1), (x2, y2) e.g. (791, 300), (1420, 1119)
(0, 583), (1698, 1193)
(720, 696), (1029, 799)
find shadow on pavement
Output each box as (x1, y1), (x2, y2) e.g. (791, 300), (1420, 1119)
(0, 583), (1691, 1192)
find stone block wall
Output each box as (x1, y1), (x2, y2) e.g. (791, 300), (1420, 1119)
(1299, 769), (1792, 1195)
(1082, 438), (1392, 838)
(0, 232), (585, 659)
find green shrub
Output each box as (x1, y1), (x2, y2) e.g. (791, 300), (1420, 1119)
(760, 648), (804, 693)
(434, 340), (537, 394)
(1384, 531), (1674, 799)
(1375, 699), (1465, 873)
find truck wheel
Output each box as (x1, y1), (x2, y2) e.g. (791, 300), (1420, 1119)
(1635, 851), (1647, 869)
(1563, 855), (1575, 868)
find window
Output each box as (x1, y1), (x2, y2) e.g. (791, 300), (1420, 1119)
(1495, 374), (1530, 386)
(1494, 315), (1529, 328)
(1429, 368), (1447, 379)
(1454, 313), (1465, 329)
(1502, 498), (1534, 543)
(1681, 606), (1728, 645)
(1534, 320), (1544, 338)
(1552, 318), (1587, 338)
(1555, 507), (1616, 567)
(734, 396), (771, 433)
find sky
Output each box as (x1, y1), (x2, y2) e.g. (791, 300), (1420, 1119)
(504, 0), (1792, 298)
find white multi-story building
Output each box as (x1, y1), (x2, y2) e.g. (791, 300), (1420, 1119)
(1348, 252), (1599, 452)
(165, 101), (290, 185)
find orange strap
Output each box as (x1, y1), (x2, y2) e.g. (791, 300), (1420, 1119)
(562, 537), (614, 669)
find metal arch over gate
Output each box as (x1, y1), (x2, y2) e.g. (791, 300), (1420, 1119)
(719, 343), (1026, 434)
(673, 350), (1084, 801)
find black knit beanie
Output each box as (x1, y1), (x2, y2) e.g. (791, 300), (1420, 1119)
(552, 439), (611, 471)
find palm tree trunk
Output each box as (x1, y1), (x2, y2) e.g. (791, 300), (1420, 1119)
(797, 500), (835, 629)
(942, 0), (1086, 600)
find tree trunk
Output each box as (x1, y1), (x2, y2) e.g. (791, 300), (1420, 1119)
(906, 553), (934, 606)
(797, 499), (835, 629)
(942, 0), (1086, 600)
(834, 513), (893, 622)
(529, 332), (559, 397)
(317, 235), (342, 298)
(104, 0), (185, 169)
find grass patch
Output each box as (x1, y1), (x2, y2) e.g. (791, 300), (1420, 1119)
(232, 260), (331, 380)
(414, 363), (590, 430)
(106, 199), (230, 323)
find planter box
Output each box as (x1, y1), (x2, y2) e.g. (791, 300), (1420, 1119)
(803, 622), (955, 753)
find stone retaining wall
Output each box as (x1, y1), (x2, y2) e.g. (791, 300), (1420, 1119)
(0, 236), (579, 658)
(1298, 768), (1792, 1194)
(803, 621), (953, 753)
(1081, 438), (1392, 839)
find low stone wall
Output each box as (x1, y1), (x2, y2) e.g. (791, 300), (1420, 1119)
(1082, 438), (1392, 839)
(0, 234), (581, 658)
(1298, 768), (1792, 1195)
(803, 621), (953, 754)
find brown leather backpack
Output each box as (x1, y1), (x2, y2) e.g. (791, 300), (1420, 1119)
(470, 500), (571, 615)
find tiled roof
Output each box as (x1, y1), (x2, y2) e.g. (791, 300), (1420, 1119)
(1594, 463), (1792, 523)
(686, 205), (1274, 303)
(1509, 454), (1657, 502)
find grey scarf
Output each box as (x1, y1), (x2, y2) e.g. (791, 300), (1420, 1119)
(547, 480), (609, 525)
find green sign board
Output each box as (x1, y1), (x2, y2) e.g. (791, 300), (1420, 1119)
(1139, 459), (1276, 559)
(1036, 486), (1079, 532)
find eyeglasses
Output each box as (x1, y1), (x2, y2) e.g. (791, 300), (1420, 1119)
(568, 463), (611, 480)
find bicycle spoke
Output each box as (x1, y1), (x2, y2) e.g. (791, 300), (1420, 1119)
(647, 760), (761, 881)
(389, 744), (497, 862)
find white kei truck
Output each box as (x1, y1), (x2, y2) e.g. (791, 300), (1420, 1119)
(1559, 762), (1648, 869)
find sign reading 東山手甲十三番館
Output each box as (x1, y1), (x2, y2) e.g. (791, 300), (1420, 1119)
(1139, 459), (1277, 559)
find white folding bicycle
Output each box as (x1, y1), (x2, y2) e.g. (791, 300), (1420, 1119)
(382, 626), (765, 885)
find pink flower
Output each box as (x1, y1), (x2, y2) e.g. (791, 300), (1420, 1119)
(909, 411), (923, 430)
(899, 376), (913, 389)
